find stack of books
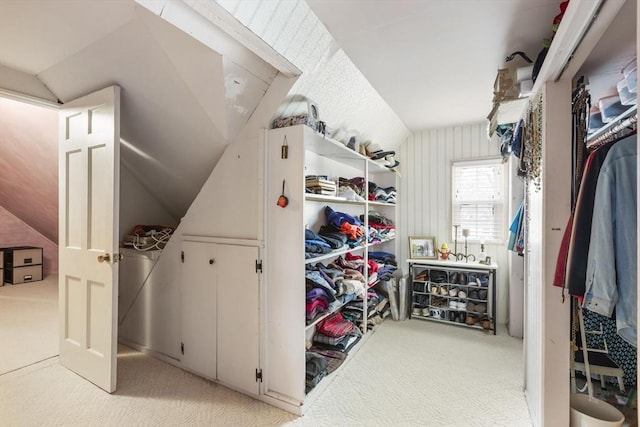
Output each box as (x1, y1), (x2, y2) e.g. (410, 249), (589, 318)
(305, 176), (337, 196)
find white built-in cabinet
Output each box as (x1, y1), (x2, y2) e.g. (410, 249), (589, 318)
(180, 236), (262, 397)
(264, 124), (397, 413)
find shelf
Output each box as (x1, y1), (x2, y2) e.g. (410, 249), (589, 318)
(305, 245), (365, 264)
(408, 258), (498, 271)
(586, 105), (637, 142)
(305, 194), (365, 205)
(306, 300), (348, 331)
(367, 237), (396, 247)
(368, 200), (396, 207)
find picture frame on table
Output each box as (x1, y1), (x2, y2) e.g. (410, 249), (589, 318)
(409, 236), (437, 259)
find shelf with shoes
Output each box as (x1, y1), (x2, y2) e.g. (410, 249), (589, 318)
(266, 124), (399, 413)
(408, 260), (497, 334)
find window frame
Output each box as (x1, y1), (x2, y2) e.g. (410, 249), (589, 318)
(451, 157), (506, 244)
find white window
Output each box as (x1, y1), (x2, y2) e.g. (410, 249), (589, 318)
(452, 159), (505, 243)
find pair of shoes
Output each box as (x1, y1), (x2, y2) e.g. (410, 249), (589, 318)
(479, 316), (492, 330)
(465, 314), (479, 325)
(431, 297), (446, 307)
(448, 300), (467, 310)
(431, 285), (447, 296)
(449, 312), (466, 323)
(478, 274), (489, 287)
(474, 303), (487, 313)
(430, 270), (447, 283)
(429, 308), (446, 319)
(467, 302), (487, 313)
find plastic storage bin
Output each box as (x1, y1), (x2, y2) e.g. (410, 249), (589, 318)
(598, 95), (627, 123)
(616, 79), (636, 106)
(622, 58), (637, 93)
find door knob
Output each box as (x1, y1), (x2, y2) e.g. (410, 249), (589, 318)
(113, 253), (124, 263)
(209, 259), (215, 265)
(98, 253), (111, 263)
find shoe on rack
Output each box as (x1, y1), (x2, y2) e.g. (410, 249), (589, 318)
(473, 303), (487, 313)
(449, 272), (460, 285)
(465, 314), (479, 325)
(457, 301), (467, 310)
(422, 307), (430, 317)
(412, 307), (422, 316)
(466, 301), (475, 312)
(449, 300), (458, 310)
(468, 290), (480, 300)
(449, 287), (459, 297)
(479, 289), (488, 300)
(457, 289), (467, 299)
(478, 274), (489, 287)
(449, 311), (457, 322)
(431, 285), (440, 295)
(480, 317), (492, 330)
(439, 286), (448, 296)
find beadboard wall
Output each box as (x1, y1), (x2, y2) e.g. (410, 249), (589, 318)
(398, 122), (514, 325)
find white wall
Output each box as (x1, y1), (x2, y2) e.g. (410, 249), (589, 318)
(397, 122), (512, 325)
(119, 163), (178, 242)
(118, 73), (296, 358)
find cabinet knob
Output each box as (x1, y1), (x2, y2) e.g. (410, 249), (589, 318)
(209, 259), (215, 265)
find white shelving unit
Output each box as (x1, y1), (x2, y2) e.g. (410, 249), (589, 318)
(264, 124), (397, 414)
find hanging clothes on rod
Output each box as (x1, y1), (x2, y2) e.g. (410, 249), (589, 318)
(583, 134), (637, 348)
(586, 112), (637, 151)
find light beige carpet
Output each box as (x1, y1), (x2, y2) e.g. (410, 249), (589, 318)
(0, 276), (531, 426)
(0, 276), (58, 375)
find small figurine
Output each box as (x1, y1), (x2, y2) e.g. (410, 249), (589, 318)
(437, 242), (451, 260)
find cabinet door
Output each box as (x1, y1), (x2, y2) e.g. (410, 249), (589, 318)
(181, 241), (217, 379)
(216, 244), (260, 396)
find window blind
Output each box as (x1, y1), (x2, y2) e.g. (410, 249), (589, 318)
(452, 160), (504, 242)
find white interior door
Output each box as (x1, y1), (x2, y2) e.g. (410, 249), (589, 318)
(58, 86), (120, 392)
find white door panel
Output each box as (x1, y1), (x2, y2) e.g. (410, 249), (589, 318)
(59, 86), (120, 392)
(181, 241), (217, 379)
(217, 245), (260, 396)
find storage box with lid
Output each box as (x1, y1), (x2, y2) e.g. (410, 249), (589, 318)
(2, 246), (43, 284)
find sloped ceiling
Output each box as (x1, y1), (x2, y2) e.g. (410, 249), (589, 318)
(306, 0), (562, 129)
(0, 0), (279, 225)
(0, 98), (58, 242)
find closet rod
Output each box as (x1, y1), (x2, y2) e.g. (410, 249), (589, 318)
(586, 112), (637, 150)
(586, 105), (637, 143)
